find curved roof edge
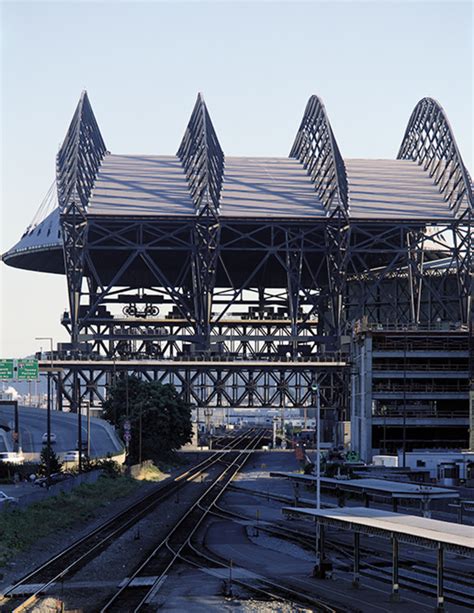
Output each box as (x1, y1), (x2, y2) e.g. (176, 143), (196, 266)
(290, 95), (348, 217)
(398, 97), (473, 217)
(1, 207), (64, 274)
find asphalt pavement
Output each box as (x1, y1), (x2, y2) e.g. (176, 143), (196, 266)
(0, 405), (123, 460)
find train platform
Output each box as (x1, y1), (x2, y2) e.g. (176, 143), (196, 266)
(271, 472), (460, 515)
(282, 505), (474, 610)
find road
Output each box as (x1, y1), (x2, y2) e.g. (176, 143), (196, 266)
(0, 405), (123, 460)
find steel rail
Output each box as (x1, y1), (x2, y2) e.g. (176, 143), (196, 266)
(209, 500), (474, 608)
(328, 540), (474, 608)
(3, 428), (260, 612)
(183, 538), (341, 613)
(100, 430), (266, 611)
(175, 499), (340, 610)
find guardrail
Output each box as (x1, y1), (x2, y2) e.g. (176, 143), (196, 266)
(0, 470), (103, 513)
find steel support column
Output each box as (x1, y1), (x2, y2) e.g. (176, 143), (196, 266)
(285, 229), (303, 356)
(391, 536), (400, 601)
(56, 91), (107, 346)
(436, 544), (444, 611)
(290, 94), (349, 340)
(178, 94), (224, 351)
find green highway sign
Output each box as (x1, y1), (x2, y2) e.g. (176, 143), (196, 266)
(17, 359), (39, 381)
(0, 358), (39, 381)
(0, 359), (14, 380)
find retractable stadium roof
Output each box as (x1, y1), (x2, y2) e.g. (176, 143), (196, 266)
(2, 92), (472, 274)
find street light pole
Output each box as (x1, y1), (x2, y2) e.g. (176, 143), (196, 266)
(35, 337), (53, 489)
(316, 383), (321, 510)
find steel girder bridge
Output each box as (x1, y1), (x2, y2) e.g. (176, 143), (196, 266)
(2, 93), (472, 420)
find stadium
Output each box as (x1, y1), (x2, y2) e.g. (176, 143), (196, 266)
(2, 92), (472, 459)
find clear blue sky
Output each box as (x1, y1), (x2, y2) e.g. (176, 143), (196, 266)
(1, 0), (472, 357)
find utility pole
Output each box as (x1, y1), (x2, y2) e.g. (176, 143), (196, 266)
(86, 400), (91, 458)
(36, 337), (53, 488)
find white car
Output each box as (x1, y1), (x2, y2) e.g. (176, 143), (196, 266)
(0, 451), (24, 464)
(63, 450), (78, 462)
(42, 432), (57, 444)
(0, 491), (19, 506)
(63, 450), (86, 462)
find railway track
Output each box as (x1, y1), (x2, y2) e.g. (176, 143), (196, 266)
(99, 430), (267, 611)
(181, 526), (342, 612)
(1, 428), (262, 613)
(101, 431), (341, 613)
(208, 500), (474, 610)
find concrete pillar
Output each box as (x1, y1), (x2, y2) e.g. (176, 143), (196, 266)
(350, 366), (358, 453)
(421, 495), (432, 519)
(359, 335), (373, 462)
(365, 335), (373, 459)
(360, 346), (366, 459)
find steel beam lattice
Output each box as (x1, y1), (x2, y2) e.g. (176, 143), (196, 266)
(56, 91), (107, 345)
(290, 95), (350, 335)
(398, 97), (473, 218)
(7, 91), (470, 424)
(290, 95), (349, 217)
(178, 94), (224, 350)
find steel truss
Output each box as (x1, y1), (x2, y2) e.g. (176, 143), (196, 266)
(56, 91), (107, 345)
(74, 319), (323, 360)
(290, 95), (350, 335)
(398, 97), (473, 218)
(79, 217), (334, 354)
(178, 94), (224, 349)
(50, 93), (472, 417)
(397, 97), (472, 326)
(46, 359), (347, 412)
(346, 221), (471, 327)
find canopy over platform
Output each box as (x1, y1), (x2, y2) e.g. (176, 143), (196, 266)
(282, 505), (474, 557)
(270, 472), (459, 501)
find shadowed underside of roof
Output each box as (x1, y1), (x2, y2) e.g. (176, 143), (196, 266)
(3, 208), (63, 273)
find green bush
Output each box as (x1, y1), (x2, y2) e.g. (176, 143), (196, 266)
(93, 458), (122, 478)
(0, 475), (139, 566)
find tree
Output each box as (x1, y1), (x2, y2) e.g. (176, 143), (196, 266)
(38, 446), (63, 476)
(103, 376), (192, 461)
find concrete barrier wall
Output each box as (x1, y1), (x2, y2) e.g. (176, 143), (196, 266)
(2, 470), (104, 512)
